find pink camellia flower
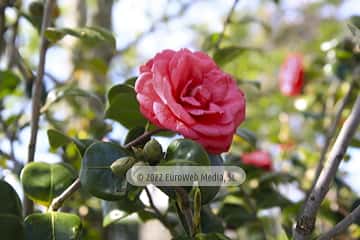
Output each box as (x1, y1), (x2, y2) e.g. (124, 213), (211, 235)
(135, 49), (246, 154)
(279, 53), (304, 96)
(242, 150), (272, 171)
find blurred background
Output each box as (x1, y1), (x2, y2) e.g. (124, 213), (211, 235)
(0, 0), (359, 239)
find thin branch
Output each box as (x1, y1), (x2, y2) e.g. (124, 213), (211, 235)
(294, 96), (360, 240)
(48, 178), (81, 211)
(318, 204), (360, 240)
(27, 0), (55, 163)
(123, 128), (164, 148)
(306, 79), (356, 200)
(25, 0), (55, 215)
(145, 186), (178, 237)
(214, 0), (240, 49)
(175, 186), (194, 237)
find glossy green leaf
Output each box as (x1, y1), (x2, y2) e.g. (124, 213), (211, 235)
(165, 139), (210, 166)
(24, 212), (82, 240)
(0, 70), (20, 99)
(200, 154), (223, 204)
(160, 139), (211, 200)
(47, 129), (72, 149)
(45, 26), (116, 49)
(0, 180), (22, 217)
(0, 180), (24, 240)
(21, 162), (77, 206)
(105, 84), (147, 129)
(80, 142), (131, 200)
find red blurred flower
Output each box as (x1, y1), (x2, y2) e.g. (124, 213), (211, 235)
(279, 53), (304, 96)
(242, 150), (272, 171)
(135, 49), (246, 154)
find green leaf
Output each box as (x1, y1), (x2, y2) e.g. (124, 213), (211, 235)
(105, 84), (147, 129)
(20, 162), (77, 206)
(165, 139), (210, 166)
(236, 128), (257, 147)
(0, 180), (24, 240)
(80, 142), (131, 200)
(45, 26), (116, 49)
(0, 180), (22, 218)
(47, 129), (72, 149)
(46, 129), (97, 156)
(200, 154), (223, 204)
(160, 139), (211, 200)
(24, 212), (82, 240)
(213, 46), (261, 66)
(0, 70), (20, 99)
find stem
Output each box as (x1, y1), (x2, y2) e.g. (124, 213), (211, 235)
(306, 80), (356, 201)
(175, 187), (194, 237)
(144, 186), (178, 237)
(318, 204), (360, 240)
(48, 178), (81, 211)
(294, 96), (360, 240)
(214, 0), (239, 49)
(124, 128), (164, 148)
(25, 0), (55, 215)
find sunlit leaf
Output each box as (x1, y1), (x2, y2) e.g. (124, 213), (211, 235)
(45, 26), (116, 49)
(20, 162), (77, 206)
(0, 70), (20, 100)
(105, 84), (147, 129)
(25, 212), (82, 240)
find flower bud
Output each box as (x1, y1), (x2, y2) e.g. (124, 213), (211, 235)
(110, 156), (136, 177)
(143, 139), (163, 165)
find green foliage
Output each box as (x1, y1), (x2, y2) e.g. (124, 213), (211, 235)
(80, 142), (131, 200)
(24, 212), (82, 240)
(105, 83), (147, 129)
(20, 162), (77, 206)
(0, 70), (20, 100)
(47, 129), (72, 149)
(45, 26), (116, 49)
(0, 180), (24, 240)
(164, 139), (210, 166)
